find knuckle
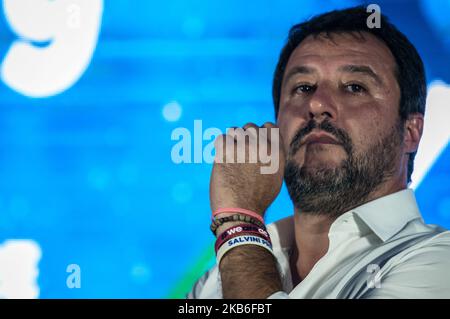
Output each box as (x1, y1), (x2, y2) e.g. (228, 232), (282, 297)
(262, 121), (276, 128)
(243, 122), (257, 129)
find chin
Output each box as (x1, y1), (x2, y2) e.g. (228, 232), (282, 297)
(301, 155), (345, 169)
(303, 150), (346, 167)
(301, 164), (341, 174)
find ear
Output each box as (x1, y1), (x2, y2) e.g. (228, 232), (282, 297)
(403, 113), (424, 153)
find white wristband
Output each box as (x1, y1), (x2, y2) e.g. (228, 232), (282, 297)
(216, 234), (274, 265)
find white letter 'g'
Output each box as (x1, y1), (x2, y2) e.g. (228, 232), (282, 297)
(1, 0), (103, 98)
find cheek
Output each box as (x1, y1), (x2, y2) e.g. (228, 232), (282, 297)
(277, 111), (305, 152)
(340, 98), (386, 134)
(345, 117), (386, 157)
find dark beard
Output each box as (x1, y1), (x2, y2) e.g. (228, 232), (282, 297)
(284, 119), (404, 218)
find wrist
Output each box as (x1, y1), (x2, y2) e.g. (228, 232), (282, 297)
(215, 221), (242, 238)
(212, 207), (265, 224)
(210, 213), (266, 236)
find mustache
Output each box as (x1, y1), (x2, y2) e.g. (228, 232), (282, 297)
(289, 119), (353, 157)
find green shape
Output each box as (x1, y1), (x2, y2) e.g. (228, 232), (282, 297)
(167, 241), (215, 298)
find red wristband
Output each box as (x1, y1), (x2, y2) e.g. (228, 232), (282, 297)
(217, 223), (270, 241)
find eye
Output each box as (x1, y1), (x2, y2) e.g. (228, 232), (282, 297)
(345, 83), (366, 94)
(294, 84), (316, 95)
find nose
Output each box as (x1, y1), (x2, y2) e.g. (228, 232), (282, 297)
(307, 84), (337, 122)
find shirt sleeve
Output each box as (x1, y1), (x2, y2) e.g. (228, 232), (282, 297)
(267, 291), (291, 299)
(187, 266), (291, 299)
(362, 236), (450, 299)
(187, 266), (224, 299)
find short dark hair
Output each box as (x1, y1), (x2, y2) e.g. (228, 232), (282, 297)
(272, 6), (427, 184)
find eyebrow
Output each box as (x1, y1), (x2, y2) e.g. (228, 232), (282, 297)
(283, 66), (316, 85)
(282, 64), (384, 87)
(338, 65), (383, 85)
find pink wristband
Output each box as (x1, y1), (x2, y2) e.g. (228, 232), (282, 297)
(212, 207), (265, 224)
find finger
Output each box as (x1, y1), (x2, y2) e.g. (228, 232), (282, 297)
(259, 122), (281, 157)
(243, 122), (259, 130)
(261, 123), (286, 174)
(261, 122), (278, 140)
(226, 126), (239, 135)
(262, 122), (277, 129)
(227, 126), (258, 144)
(242, 122), (259, 140)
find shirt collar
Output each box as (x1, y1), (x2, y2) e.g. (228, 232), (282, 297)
(269, 188), (424, 250)
(344, 188), (423, 242)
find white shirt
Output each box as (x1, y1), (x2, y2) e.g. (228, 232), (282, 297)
(189, 189), (450, 299)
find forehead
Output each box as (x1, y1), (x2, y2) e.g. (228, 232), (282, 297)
(284, 32), (397, 77)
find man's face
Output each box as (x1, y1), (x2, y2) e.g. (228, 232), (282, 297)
(277, 32), (404, 215)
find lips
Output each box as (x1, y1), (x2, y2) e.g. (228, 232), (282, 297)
(301, 132), (340, 146)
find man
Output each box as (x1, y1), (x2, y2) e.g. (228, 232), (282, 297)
(189, 6), (450, 299)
